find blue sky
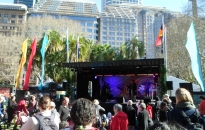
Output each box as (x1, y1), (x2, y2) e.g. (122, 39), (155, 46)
(1, 0), (188, 12)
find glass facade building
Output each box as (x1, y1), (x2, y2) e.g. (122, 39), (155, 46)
(14, 0), (37, 8)
(29, 0), (99, 41)
(100, 6), (136, 47)
(102, 0), (142, 11)
(101, 4), (181, 58)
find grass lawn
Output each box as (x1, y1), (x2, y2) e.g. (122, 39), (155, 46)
(1, 124), (21, 130)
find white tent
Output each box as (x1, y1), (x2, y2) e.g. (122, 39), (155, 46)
(166, 76), (201, 96)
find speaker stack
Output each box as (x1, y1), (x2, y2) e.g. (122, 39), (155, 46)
(166, 81), (173, 96)
(166, 81), (173, 90)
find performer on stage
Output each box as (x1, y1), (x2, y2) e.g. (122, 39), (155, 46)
(101, 82), (107, 96)
(128, 80), (136, 100)
(145, 81), (151, 96)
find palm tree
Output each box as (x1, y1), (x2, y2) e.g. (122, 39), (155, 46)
(89, 44), (115, 61)
(115, 36), (145, 60)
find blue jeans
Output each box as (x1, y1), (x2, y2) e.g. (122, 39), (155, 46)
(201, 114), (205, 129)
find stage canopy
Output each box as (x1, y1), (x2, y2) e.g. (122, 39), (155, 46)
(63, 59), (164, 98)
(63, 59), (164, 75)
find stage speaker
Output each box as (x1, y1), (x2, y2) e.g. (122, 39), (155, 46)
(143, 97), (151, 104)
(116, 97), (125, 103)
(166, 81), (173, 90)
(62, 82), (67, 90)
(180, 83), (193, 93)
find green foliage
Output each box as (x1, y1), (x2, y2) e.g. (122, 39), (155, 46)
(159, 65), (167, 97)
(24, 30), (145, 95)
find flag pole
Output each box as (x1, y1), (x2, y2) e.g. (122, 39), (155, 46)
(162, 14), (167, 70)
(76, 36), (79, 62)
(165, 24), (168, 71)
(66, 27), (69, 63)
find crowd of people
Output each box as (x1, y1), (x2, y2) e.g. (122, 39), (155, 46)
(0, 88), (203, 130)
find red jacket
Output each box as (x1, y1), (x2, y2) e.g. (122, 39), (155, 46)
(110, 111), (128, 130)
(199, 100), (205, 115)
(146, 105), (153, 118)
(15, 100), (29, 115)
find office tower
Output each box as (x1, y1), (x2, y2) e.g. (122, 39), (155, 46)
(29, 0), (99, 41)
(102, 0), (142, 11)
(0, 3), (27, 84)
(100, 4), (181, 58)
(14, 0), (37, 8)
(100, 6), (136, 47)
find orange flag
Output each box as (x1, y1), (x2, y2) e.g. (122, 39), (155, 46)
(155, 26), (163, 46)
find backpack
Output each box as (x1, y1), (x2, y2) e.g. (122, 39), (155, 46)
(178, 109), (203, 130)
(34, 112), (58, 130)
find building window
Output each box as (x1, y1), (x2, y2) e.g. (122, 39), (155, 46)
(87, 23), (92, 27)
(109, 27), (114, 31)
(103, 36), (107, 40)
(80, 22), (85, 26)
(103, 27), (107, 30)
(109, 32), (115, 35)
(3, 19), (8, 23)
(18, 15), (23, 19)
(11, 20), (15, 23)
(87, 29), (92, 33)
(103, 32), (107, 35)
(11, 15), (16, 18)
(4, 14), (8, 18)
(88, 35), (92, 39)
(18, 20), (22, 23)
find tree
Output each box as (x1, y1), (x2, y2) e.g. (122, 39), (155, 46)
(166, 14), (205, 86)
(0, 35), (25, 85)
(182, 0), (205, 18)
(25, 15), (84, 40)
(115, 37), (145, 60)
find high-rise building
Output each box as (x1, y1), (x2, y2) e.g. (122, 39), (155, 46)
(102, 0), (142, 11)
(0, 3), (27, 84)
(100, 4), (181, 58)
(14, 0), (38, 8)
(29, 0), (99, 41)
(100, 6), (136, 47)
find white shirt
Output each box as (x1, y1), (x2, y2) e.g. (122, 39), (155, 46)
(20, 110), (60, 130)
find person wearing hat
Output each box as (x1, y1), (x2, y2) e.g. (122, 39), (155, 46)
(199, 96), (205, 128)
(50, 101), (59, 117)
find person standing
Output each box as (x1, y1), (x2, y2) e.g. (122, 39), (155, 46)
(138, 103), (149, 130)
(124, 100), (136, 130)
(20, 96), (60, 130)
(7, 95), (17, 128)
(159, 102), (169, 122)
(199, 96), (205, 129)
(170, 88), (202, 129)
(110, 104), (128, 130)
(93, 99), (105, 127)
(70, 98), (98, 130)
(58, 97), (70, 121)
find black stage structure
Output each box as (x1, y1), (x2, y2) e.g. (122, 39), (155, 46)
(63, 59), (164, 100)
